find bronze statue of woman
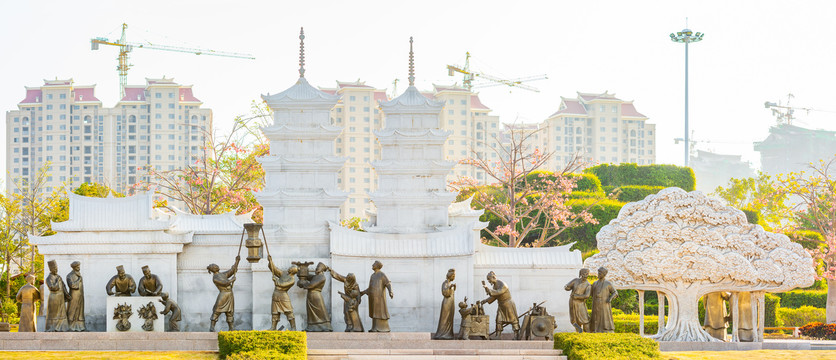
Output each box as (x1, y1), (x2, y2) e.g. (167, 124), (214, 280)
(329, 266), (364, 332)
(66, 261), (86, 331)
(297, 262), (332, 332)
(433, 269), (456, 340)
(45, 260), (69, 332)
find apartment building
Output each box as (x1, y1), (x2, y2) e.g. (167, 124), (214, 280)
(5, 77), (212, 194)
(322, 81), (501, 218)
(538, 91), (655, 170)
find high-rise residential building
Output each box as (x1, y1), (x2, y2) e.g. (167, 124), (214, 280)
(754, 123), (836, 176)
(5, 77), (212, 195)
(537, 91), (655, 170)
(321, 81), (501, 219)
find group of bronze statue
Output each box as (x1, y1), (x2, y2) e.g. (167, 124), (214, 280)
(564, 267), (619, 333)
(207, 256), (393, 333)
(104, 264), (182, 332)
(15, 260), (86, 332)
(703, 291), (756, 341)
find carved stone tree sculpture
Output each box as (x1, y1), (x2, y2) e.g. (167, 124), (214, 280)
(584, 188), (815, 342)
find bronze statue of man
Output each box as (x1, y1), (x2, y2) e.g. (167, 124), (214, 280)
(267, 255), (297, 331)
(137, 265), (163, 296)
(737, 291), (755, 342)
(328, 266), (364, 332)
(106, 265), (136, 296)
(433, 268), (457, 340)
(564, 268), (591, 333)
(16, 274), (40, 332)
(45, 260), (69, 332)
(297, 262), (332, 332)
(208, 255), (240, 331)
(66, 261), (86, 331)
(158, 292), (181, 332)
(590, 267), (618, 333)
(480, 271), (519, 339)
(703, 292), (729, 340)
(361, 260), (393, 332)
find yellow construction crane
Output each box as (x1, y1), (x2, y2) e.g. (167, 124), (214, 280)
(446, 52), (547, 92)
(91, 23), (255, 97)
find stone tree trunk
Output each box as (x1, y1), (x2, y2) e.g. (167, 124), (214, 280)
(828, 279), (836, 324)
(649, 286), (719, 342)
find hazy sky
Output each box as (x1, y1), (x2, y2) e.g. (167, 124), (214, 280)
(2, 0), (835, 187)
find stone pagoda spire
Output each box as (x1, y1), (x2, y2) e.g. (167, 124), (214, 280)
(257, 27), (347, 251)
(367, 37), (457, 233)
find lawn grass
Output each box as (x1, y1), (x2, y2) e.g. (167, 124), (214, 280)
(0, 352), (218, 360)
(664, 350), (836, 360)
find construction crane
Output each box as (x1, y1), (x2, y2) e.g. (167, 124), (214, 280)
(91, 23), (255, 97)
(763, 93), (815, 126)
(446, 52), (547, 92)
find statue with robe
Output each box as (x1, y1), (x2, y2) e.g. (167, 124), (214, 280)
(328, 266), (363, 332)
(702, 292), (729, 340)
(208, 256), (239, 331)
(564, 268), (591, 333)
(66, 261), (86, 331)
(137, 265), (163, 296)
(267, 256), (297, 331)
(433, 268), (456, 340)
(16, 274), (40, 332)
(480, 271), (519, 339)
(297, 262), (332, 332)
(106, 265), (136, 296)
(361, 260), (393, 332)
(590, 267), (618, 333)
(737, 291), (755, 342)
(45, 260), (69, 332)
(159, 292), (181, 331)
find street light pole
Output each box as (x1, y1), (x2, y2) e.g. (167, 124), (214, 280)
(670, 28), (704, 167)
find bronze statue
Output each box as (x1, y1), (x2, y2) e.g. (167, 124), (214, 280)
(737, 291), (755, 342)
(66, 261), (85, 331)
(15, 274), (40, 332)
(480, 271), (519, 339)
(458, 299), (472, 340)
(361, 260), (393, 332)
(433, 268), (456, 340)
(267, 256), (297, 331)
(519, 303), (556, 340)
(208, 255), (240, 332)
(564, 268), (591, 333)
(138, 301), (158, 331)
(159, 292), (181, 332)
(138, 265), (163, 296)
(106, 265), (136, 296)
(296, 262), (332, 332)
(114, 303), (132, 331)
(590, 267), (618, 333)
(328, 266), (364, 332)
(703, 292), (729, 340)
(458, 297), (489, 340)
(45, 260), (69, 332)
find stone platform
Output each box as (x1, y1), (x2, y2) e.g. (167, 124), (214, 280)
(657, 339), (821, 351)
(0, 332), (218, 351)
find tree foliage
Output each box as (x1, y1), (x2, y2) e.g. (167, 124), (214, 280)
(712, 171), (790, 231)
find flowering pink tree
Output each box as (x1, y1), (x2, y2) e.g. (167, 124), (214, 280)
(454, 126), (597, 248)
(137, 103), (270, 221)
(780, 157), (836, 323)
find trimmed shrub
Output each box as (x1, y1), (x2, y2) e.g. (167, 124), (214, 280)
(560, 199), (625, 252)
(764, 293), (781, 327)
(613, 314), (659, 335)
(524, 171), (603, 193)
(800, 322), (836, 339)
(777, 306), (826, 327)
(226, 350), (299, 360)
(554, 332), (661, 360)
(614, 185), (666, 202)
(585, 163), (696, 191)
(777, 290), (827, 309)
(218, 331), (307, 359)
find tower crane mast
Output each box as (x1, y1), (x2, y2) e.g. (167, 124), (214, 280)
(446, 52), (547, 92)
(91, 23), (255, 97)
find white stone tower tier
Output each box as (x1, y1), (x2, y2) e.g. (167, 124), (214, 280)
(367, 37), (457, 233)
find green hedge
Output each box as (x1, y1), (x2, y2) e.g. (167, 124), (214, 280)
(777, 290), (827, 309)
(585, 163), (696, 191)
(218, 331), (307, 359)
(614, 185), (666, 202)
(226, 350), (300, 360)
(560, 199), (625, 252)
(765, 293), (780, 327)
(777, 306), (826, 327)
(554, 332), (661, 360)
(524, 171), (603, 193)
(613, 314), (659, 335)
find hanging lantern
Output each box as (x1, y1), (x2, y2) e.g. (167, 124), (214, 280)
(243, 223), (264, 263)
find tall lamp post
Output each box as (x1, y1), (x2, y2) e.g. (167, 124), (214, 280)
(670, 28), (704, 167)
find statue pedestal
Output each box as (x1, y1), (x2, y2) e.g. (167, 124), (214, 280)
(106, 296), (164, 332)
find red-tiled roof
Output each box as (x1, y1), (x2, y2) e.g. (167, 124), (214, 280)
(374, 91), (388, 103)
(19, 89), (42, 104)
(549, 99), (587, 117)
(320, 88), (337, 95)
(621, 102), (646, 118)
(73, 87), (100, 102)
(121, 86), (146, 102)
(421, 91), (435, 100)
(471, 95), (490, 110)
(179, 87), (201, 102)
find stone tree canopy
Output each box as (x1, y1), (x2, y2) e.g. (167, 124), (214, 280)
(584, 187), (815, 342)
